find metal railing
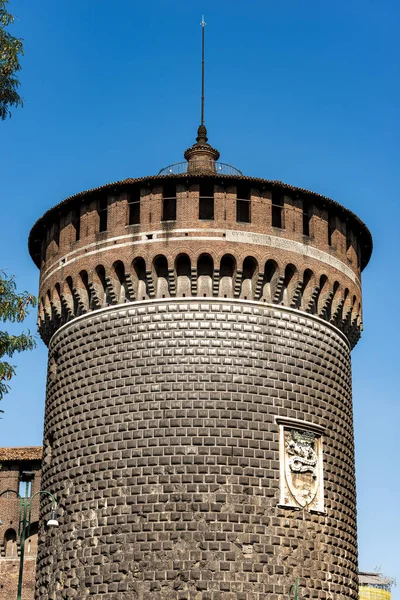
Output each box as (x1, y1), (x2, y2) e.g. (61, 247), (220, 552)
(158, 161), (243, 176)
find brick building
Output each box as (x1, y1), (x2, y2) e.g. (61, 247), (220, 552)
(27, 110), (373, 599)
(0, 447), (42, 600)
(359, 572), (394, 600)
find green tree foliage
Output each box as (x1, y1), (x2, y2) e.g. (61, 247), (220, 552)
(0, 0), (23, 120)
(0, 272), (36, 408)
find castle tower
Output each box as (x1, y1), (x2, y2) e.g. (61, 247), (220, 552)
(28, 26), (372, 600)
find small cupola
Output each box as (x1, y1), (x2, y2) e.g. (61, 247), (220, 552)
(184, 124), (220, 173)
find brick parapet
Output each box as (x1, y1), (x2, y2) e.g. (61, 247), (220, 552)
(29, 176), (369, 349)
(33, 180), (368, 278)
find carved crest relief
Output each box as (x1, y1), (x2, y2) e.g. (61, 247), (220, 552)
(278, 423), (324, 513)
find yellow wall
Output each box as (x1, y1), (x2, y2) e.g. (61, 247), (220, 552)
(359, 587), (391, 600)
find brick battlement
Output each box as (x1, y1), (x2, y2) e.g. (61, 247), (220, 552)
(29, 175), (370, 350)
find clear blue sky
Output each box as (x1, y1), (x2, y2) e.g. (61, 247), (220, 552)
(1, 0), (399, 593)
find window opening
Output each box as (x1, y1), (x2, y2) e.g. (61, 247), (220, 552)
(53, 219), (60, 247)
(236, 185), (251, 223)
(272, 191), (284, 229)
(199, 182), (214, 220)
(162, 182), (177, 221)
(128, 190), (140, 225)
(19, 471), (34, 498)
(98, 196), (108, 232)
(72, 206), (81, 241)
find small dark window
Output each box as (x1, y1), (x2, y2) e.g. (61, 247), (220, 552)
(72, 206), (80, 241)
(162, 182), (177, 221)
(19, 471), (34, 498)
(162, 198), (176, 221)
(199, 182), (214, 220)
(328, 212), (336, 246)
(236, 185), (251, 223)
(98, 197), (108, 232)
(19, 480), (32, 498)
(53, 219), (60, 246)
(272, 191), (284, 229)
(128, 191), (140, 225)
(303, 200), (311, 236)
(163, 182), (176, 199)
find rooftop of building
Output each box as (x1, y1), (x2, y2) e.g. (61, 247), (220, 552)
(0, 447), (43, 462)
(359, 572), (394, 589)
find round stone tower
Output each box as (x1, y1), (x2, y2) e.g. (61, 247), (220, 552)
(29, 123), (372, 600)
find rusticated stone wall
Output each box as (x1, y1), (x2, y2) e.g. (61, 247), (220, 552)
(36, 299), (357, 600)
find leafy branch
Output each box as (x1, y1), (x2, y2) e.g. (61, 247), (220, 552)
(0, 271), (37, 409)
(0, 0), (23, 120)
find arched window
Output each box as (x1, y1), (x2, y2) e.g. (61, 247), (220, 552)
(175, 254), (191, 297)
(66, 276), (78, 315)
(282, 264), (297, 306)
(154, 256), (170, 298)
(316, 274), (329, 316)
(94, 265), (107, 307)
(197, 254), (213, 296)
(241, 257), (258, 300)
(4, 529), (17, 557)
(79, 270), (91, 312)
(133, 258), (148, 300)
(54, 283), (64, 322)
(113, 261), (127, 303)
(219, 254), (236, 298)
(260, 260), (278, 302)
(301, 269), (315, 312)
(326, 281), (340, 321)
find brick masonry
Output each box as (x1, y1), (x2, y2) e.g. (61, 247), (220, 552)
(0, 449), (42, 600)
(0, 558), (37, 599)
(29, 178), (370, 352)
(36, 299), (357, 600)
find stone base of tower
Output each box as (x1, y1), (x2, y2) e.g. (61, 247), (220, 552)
(36, 299), (358, 600)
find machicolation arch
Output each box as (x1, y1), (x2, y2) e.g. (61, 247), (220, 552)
(38, 251), (363, 347)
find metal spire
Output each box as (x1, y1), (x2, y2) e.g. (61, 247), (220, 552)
(201, 15), (206, 127)
(184, 15), (220, 171)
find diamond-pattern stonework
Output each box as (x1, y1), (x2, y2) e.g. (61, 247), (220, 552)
(36, 299), (356, 600)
